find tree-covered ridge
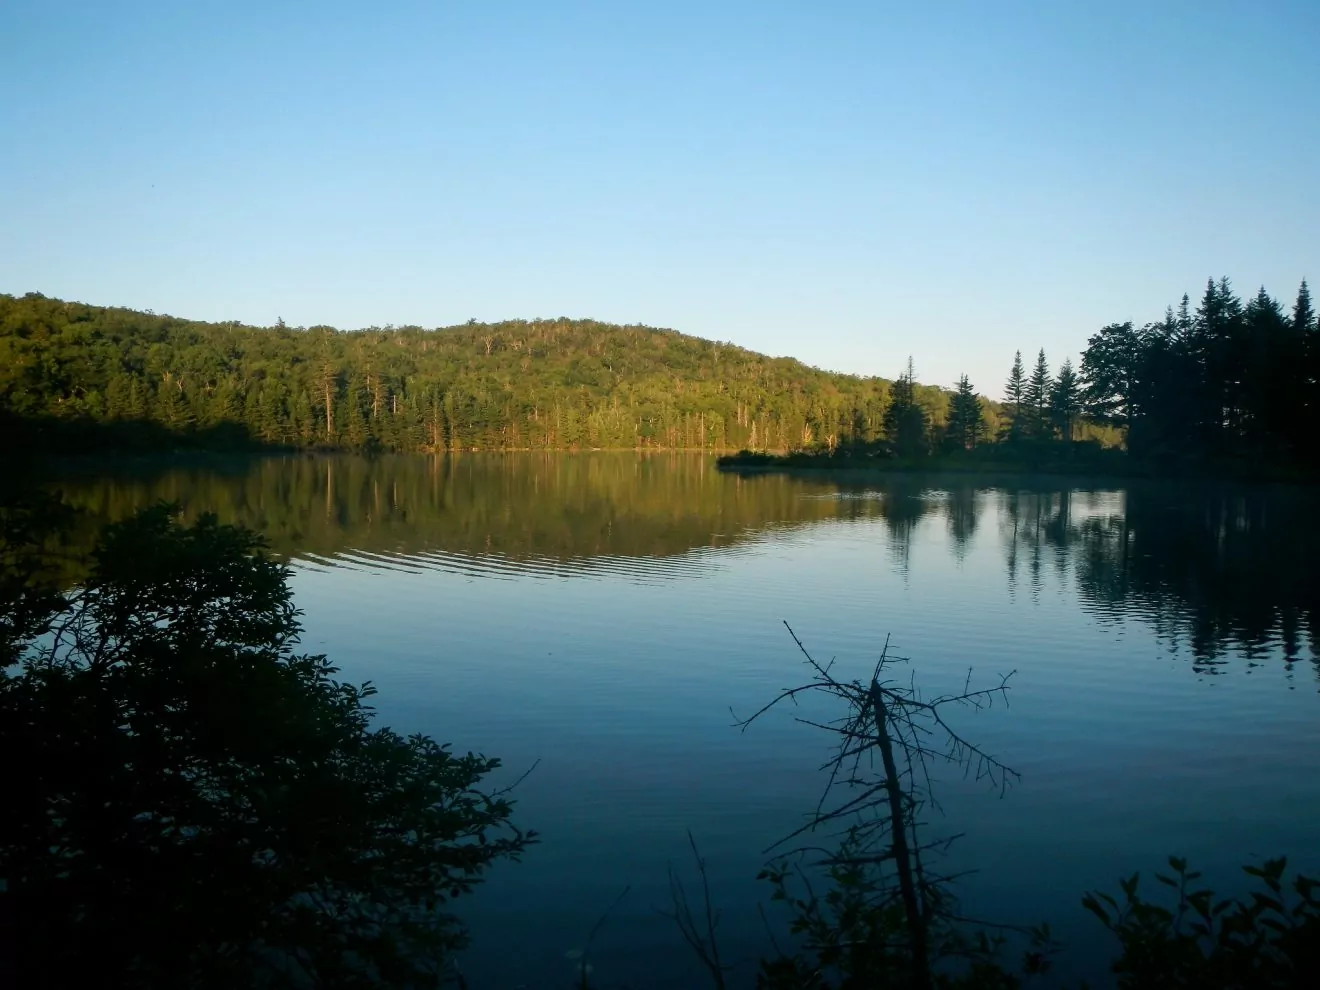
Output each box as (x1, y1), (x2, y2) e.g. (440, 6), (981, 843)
(0, 293), (958, 453)
(9, 276), (1313, 471)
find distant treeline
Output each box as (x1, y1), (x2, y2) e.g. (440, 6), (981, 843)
(4, 277), (1314, 469)
(0, 293), (958, 455)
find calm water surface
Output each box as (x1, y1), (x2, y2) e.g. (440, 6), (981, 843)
(55, 453), (1320, 987)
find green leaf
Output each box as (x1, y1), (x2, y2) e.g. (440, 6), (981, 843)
(1251, 892), (1285, 915)
(1081, 894), (1112, 927)
(1120, 873), (1141, 900)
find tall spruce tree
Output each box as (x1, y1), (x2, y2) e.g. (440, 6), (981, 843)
(1000, 351), (1026, 442)
(1194, 276), (1246, 449)
(1176, 293), (1193, 337)
(1293, 279), (1316, 335)
(943, 375), (985, 451)
(1022, 349), (1052, 439)
(1242, 286), (1297, 456)
(1049, 359), (1081, 441)
(882, 358), (929, 458)
(1294, 280), (1318, 431)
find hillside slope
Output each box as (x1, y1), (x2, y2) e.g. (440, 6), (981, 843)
(0, 292), (958, 453)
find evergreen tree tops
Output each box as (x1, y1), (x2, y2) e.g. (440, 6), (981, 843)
(1050, 360), (1081, 441)
(1292, 279), (1315, 335)
(1022, 349), (1052, 439)
(996, 350), (1080, 443)
(1001, 351), (1025, 442)
(881, 358), (931, 458)
(1074, 276), (1316, 466)
(943, 375), (985, 452)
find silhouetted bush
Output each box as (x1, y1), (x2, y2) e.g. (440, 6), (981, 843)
(0, 500), (532, 988)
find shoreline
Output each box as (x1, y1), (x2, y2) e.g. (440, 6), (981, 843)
(16, 444), (1320, 488)
(715, 452), (1320, 486)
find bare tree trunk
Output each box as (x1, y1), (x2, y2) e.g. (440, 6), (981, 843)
(736, 625), (1016, 989)
(321, 371), (335, 442)
(871, 683), (932, 990)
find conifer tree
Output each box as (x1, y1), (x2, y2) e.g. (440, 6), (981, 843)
(1049, 359), (1081, 441)
(155, 379), (193, 432)
(1294, 280), (1318, 429)
(943, 375), (985, 451)
(1243, 286), (1297, 454)
(1022, 349), (1051, 439)
(1176, 293), (1193, 337)
(882, 358), (929, 458)
(1293, 279), (1316, 335)
(1000, 351), (1026, 442)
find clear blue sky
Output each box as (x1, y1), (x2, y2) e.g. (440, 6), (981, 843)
(3, 1), (1316, 396)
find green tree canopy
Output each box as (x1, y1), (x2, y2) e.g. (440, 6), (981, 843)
(942, 375), (985, 452)
(882, 358), (930, 459)
(1072, 277), (1316, 467)
(1022, 349), (1051, 439)
(1081, 322), (1144, 430)
(1000, 351), (1026, 443)
(1049, 359), (1081, 441)
(0, 293), (953, 457)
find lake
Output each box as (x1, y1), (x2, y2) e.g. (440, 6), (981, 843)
(51, 452), (1320, 987)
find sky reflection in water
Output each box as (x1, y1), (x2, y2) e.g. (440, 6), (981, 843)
(55, 454), (1320, 987)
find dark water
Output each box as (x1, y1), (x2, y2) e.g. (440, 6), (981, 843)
(52, 453), (1320, 987)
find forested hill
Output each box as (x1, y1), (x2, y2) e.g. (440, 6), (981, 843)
(0, 292), (957, 453)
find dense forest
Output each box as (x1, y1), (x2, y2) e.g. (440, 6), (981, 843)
(0, 293), (957, 455)
(958, 277), (1316, 466)
(1077, 277), (1317, 465)
(724, 276), (1317, 474)
(4, 276), (1314, 472)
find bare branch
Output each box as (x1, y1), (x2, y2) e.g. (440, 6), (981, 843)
(745, 623), (1021, 989)
(660, 831), (728, 990)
